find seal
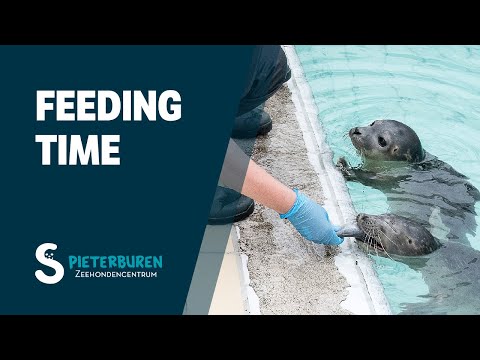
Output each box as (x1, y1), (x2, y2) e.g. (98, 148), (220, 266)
(348, 120), (425, 163)
(337, 119), (480, 246)
(337, 213), (480, 314)
(336, 213), (441, 257)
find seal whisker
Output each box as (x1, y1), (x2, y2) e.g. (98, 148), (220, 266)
(381, 247), (395, 261)
(371, 228), (396, 260)
(364, 233), (373, 253)
(359, 219), (400, 261)
(368, 236), (376, 255)
(364, 232), (376, 255)
(373, 237), (380, 258)
(374, 229), (396, 261)
(377, 228), (397, 246)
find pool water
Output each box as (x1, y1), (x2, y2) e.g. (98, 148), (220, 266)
(295, 45), (480, 314)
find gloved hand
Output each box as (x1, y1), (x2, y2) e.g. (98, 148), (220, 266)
(280, 189), (343, 246)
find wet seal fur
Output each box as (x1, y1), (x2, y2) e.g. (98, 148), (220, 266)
(337, 213), (480, 314)
(337, 213), (441, 257)
(337, 119), (480, 245)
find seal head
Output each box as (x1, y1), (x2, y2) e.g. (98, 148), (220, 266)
(349, 119), (425, 162)
(337, 213), (441, 257)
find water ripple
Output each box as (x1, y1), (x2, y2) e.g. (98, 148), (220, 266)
(296, 45), (480, 314)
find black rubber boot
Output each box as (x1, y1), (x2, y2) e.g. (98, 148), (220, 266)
(231, 105), (272, 139)
(208, 186), (255, 225)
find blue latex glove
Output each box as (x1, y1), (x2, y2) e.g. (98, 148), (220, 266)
(280, 189), (343, 246)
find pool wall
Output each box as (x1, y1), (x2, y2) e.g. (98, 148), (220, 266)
(283, 45), (392, 315)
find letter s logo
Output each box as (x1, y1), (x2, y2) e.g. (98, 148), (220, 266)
(35, 243), (64, 285)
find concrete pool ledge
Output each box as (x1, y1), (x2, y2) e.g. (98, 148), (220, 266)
(283, 45), (392, 315)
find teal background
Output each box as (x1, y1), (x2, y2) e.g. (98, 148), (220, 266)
(0, 45), (255, 314)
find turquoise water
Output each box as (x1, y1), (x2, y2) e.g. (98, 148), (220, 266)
(295, 45), (480, 314)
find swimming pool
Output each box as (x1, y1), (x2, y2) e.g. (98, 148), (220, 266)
(295, 45), (480, 314)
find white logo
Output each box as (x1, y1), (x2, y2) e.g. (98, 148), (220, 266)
(35, 243), (64, 285)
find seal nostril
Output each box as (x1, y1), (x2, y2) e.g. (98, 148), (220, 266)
(353, 127), (361, 135)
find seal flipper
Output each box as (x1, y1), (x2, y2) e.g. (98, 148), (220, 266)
(336, 157), (402, 188)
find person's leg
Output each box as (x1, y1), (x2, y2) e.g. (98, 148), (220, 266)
(231, 104), (272, 139)
(208, 46), (291, 225)
(236, 45), (291, 117)
(231, 45), (291, 139)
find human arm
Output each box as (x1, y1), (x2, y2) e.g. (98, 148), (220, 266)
(220, 139), (343, 245)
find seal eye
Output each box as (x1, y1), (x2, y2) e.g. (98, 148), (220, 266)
(378, 136), (387, 147)
(408, 239), (413, 244)
(370, 121), (376, 126)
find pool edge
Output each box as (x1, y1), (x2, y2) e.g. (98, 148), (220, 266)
(283, 45), (392, 315)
